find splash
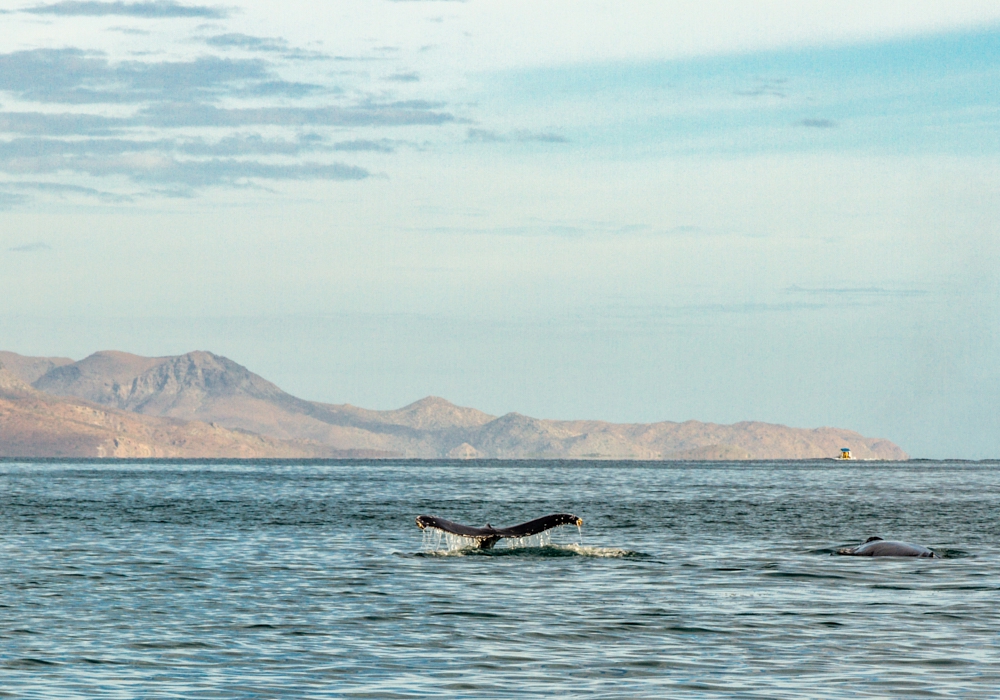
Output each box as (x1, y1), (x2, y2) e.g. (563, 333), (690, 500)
(419, 523), (637, 557)
(502, 530), (553, 549)
(420, 527), (556, 553)
(421, 528), (478, 553)
(556, 543), (634, 558)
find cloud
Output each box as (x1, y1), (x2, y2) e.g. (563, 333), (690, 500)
(21, 1), (227, 18)
(141, 102), (455, 128)
(0, 49), (290, 104)
(467, 128), (567, 143)
(0, 46), (458, 131)
(0, 192), (30, 209)
(385, 72), (420, 82)
(795, 118), (837, 129)
(202, 33), (330, 61)
(176, 134), (328, 156)
(124, 159), (370, 186)
(206, 33), (284, 51)
(331, 138), (398, 152)
(0, 44), (449, 191)
(410, 219), (656, 238)
(7, 241), (51, 252)
(785, 285), (925, 297)
(0, 111), (124, 136)
(0, 134), (328, 160)
(14, 181), (135, 202)
(107, 25), (150, 34)
(205, 33), (286, 52)
(663, 225), (703, 235)
(0, 137), (370, 186)
(0, 7), (460, 205)
(735, 78), (788, 98)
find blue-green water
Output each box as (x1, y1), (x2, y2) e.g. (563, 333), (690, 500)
(1, 460), (998, 698)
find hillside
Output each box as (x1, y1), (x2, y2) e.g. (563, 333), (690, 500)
(0, 366), (382, 459)
(2, 350), (908, 460)
(0, 351), (73, 384)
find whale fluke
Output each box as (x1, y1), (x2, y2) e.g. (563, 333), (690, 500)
(415, 513), (582, 549)
(836, 537), (936, 558)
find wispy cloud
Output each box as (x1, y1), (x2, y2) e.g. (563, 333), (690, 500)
(11, 181), (134, 202)
(386, 72), (419, 82)
(0, 49), (295, 104)
(331, 138), (399, 152)
(202, 33), (330, 60)
(21, 1), (228, 18)
(735, 77), (788, 98)
(0, 138), (369, 186)
(466, 128), (567, 143)
(796, 118), (837, 129)
(107, 25), (150, 34)
(0, 134), (330, 160)
(205, 33), (287, 51)
(785, 285), (926, 297)
(7, 241), (51, 252)
(0, 7), (461, 205)
(0, 192), (29, 209)
(142, 102), (454, 128)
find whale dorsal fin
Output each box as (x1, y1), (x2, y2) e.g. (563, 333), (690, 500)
(865, 536), (884, 543)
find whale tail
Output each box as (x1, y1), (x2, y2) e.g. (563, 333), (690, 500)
(416, 513), (583, 550)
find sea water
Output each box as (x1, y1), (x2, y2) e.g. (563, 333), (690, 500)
(1, 459), (999, 698)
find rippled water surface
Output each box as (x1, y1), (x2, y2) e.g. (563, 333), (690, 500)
(2, 459), (1000, 698)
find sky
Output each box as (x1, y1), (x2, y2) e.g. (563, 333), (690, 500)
(1, 1), (999, 458)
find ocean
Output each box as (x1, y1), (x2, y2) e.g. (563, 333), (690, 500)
(1, 459), (998, 698)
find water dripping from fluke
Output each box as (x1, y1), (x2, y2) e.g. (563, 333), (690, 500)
(414, 513), (639, 558)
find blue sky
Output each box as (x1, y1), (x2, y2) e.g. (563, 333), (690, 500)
(1, 1), (999, 457)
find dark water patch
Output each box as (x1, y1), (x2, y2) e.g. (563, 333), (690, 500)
(128, 640), (219, 650)
(80, 656), (126, 665)
(761, 570), (850, 580)
(431, 610), (504, 619)
(930, 548), (974, 558)
(4, 658), (61, 667)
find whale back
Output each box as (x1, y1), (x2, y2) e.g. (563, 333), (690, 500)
(837, 538), (936, 557)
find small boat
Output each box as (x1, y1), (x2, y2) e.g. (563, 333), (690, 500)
(839, 448), (853, 460)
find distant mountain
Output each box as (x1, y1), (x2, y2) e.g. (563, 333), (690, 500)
(0, 351), (73, 384)
(26, 350), (465, 455)
(2, 349), (909, 460)
(0, 366), (379, 459)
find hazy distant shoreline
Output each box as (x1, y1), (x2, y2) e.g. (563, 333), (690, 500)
(1, 349), (908, 461)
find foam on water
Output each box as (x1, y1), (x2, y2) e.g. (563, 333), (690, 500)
(556, 543), (635, 557)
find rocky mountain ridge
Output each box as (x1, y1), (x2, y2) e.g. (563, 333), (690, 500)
(1, 349), (909, 460)
(0, 365), (381, 459)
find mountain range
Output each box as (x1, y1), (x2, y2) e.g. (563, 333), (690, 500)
(0, 350), (908, 460)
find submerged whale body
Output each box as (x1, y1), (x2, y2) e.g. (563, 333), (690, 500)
(416, 513), (582, 550)
(836, 536), (937, 558)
